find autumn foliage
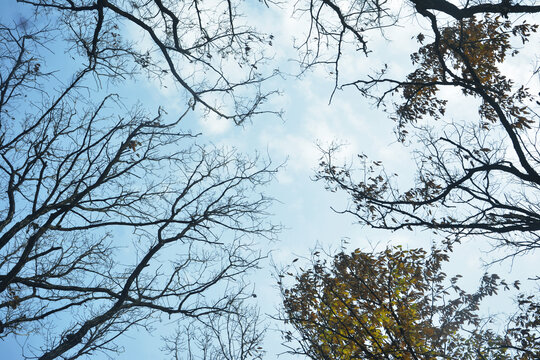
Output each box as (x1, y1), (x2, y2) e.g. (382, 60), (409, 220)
(400, 16), (537, 132)
(282, 247), (539, 360)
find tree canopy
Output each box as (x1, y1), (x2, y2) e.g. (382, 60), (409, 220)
(281, 247), (539, 360)
(1, 0), (540, 358)
(0, 1), (277, 358)
(281, 0), (540, 359)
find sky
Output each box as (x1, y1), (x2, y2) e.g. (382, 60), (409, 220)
(1, 0), (539, 359)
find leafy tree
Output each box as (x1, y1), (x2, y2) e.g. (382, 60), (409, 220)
(280, 246), (539, 360)
(0, 2), (277, 358)
(300, 0), (540, 254)
(279, 1), (540, 359)
(284, 1), (540, 358)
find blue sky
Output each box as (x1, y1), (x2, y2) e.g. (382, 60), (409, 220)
(1, 0), (539, 359)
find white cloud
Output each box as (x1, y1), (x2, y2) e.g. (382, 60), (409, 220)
(198, 112), (233, 135)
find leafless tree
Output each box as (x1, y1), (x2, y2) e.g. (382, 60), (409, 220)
(162, 303), (266, 360)
(16, 0), (280, 124)
(0, 9), (277, 360)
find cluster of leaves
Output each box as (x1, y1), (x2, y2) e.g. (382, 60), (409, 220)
(506, 294), (540, 356)
(400, 16), (537, 133)
(281, 247), (537, 360)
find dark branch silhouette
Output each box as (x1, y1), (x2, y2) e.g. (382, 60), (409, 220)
(295, 0), (540, 254)
(1, 8), (277, 359)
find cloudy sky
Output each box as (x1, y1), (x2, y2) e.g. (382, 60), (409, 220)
(2, 0), (539, 359)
